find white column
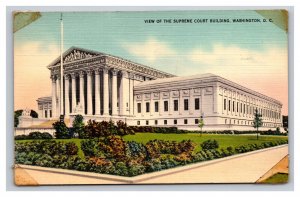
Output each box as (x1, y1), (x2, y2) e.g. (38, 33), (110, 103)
(51, 75), (57, 118)
(71, 73), (77, 113)
(141, 94), (145, 117)
(56, 76), (61, 116)
(179, 90), (183, 115)
(47, 104), (51, 118)
(189, 89), (194, 115)
(213, 86), (218, 114)
(94, 69), (101, 115)
(119, 71), (129, 116)
(150, 93), (154, 116)
(112, 69), (118, 116)
(103, 67), (109, 116)
(87, 70), (93, 115)
(79, 71), (85, 114)
(159, 93), (163, 116)
(129, 74), (134, 116)
(169, 91), (173, 115)
(64, 74), (70, 115)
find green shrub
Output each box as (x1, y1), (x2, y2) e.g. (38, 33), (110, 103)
(125, 141), (147, 159)
(80, 138), (99, 157)
(200, 139), (219, 150)
(15, 132), (53, 140)
(14, 135), (28, 140)
(72, 115), (85, 138)
(128, 163), (145, 177)
(53, 121), (71, 139)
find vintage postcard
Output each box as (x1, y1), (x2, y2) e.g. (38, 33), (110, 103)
(13, 10), (288, 185)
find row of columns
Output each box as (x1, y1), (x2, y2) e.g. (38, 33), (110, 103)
(51, 67), (133, 118)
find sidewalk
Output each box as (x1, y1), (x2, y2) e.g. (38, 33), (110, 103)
(15, 144), (288, 185)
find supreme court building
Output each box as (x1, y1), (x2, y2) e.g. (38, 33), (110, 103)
(37, 47), (283, 130)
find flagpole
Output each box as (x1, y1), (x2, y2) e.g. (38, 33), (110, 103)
(60, 13), (64, 119)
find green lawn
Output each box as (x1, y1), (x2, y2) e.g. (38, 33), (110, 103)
(16, 133), (287, 156)
(261, 173), (288, 184)
(124, 133), (288, 152)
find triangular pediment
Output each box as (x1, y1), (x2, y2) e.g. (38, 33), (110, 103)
(48, 46), (104, 68)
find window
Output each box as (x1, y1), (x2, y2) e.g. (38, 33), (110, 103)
(237, 102), (239, 112)
(184, 119), (188, 124)
(45, 110), (47, 118)
(50, 110), (52, 118)
(164, 120), (167, 125)
(244, 104), (246, 114)
(225, 119), (227, 124)
(146, 120), (149, 125)
(228, 100), (231, 111)
(155, 120), (158, 125)
(137, 121), (140, 125)
(164, 101), (168, 112)
(195, 119), (199, 124)
(137, 103), (141, 113)
(224, 99), (227, 110)
(195, 98), (200, 110)
(174, 100), (178, 111)
(233, 101), (235, 112)
(184, 99), (189, 111)
(155, 101), (159, 112)
(174, 119), (177, 125)
(146, 102), (150, 113)
(240, 103), (242, 113)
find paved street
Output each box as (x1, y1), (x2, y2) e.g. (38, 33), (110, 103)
(15, 145), (288, 185)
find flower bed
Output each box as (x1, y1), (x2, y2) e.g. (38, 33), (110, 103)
(15, 136), (288, 177)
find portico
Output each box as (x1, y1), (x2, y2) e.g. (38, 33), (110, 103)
(47, 47), (174, 120)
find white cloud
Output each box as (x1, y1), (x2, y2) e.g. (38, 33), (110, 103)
(123, 38), (177, 62)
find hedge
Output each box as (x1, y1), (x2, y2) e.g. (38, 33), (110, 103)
(15, 132), (53, 140)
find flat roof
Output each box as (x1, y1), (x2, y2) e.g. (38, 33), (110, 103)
(134, 73), (282, 106)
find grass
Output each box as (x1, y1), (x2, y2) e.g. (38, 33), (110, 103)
(123, 133), (288, 152)
(16, 133), (288, 156)
(261, 173), (288, 184)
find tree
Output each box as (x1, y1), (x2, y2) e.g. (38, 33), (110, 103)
(14, 109), (38, 127)
(198, 116), (204, 137)
(253, 109), (263, 140)
(53, 121), (70, 139)
(72, 114), (85, 138)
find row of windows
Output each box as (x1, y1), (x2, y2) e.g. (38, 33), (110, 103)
(137, 118), (200, 125)
(224, 119), (280, 127)
(137, 98), (200, 113)
(223, 99), (280, 119)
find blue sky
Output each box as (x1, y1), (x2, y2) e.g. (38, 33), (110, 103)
(14, 10), (288, 114)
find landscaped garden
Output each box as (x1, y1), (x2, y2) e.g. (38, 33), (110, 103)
(15, 115), (288, 177)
